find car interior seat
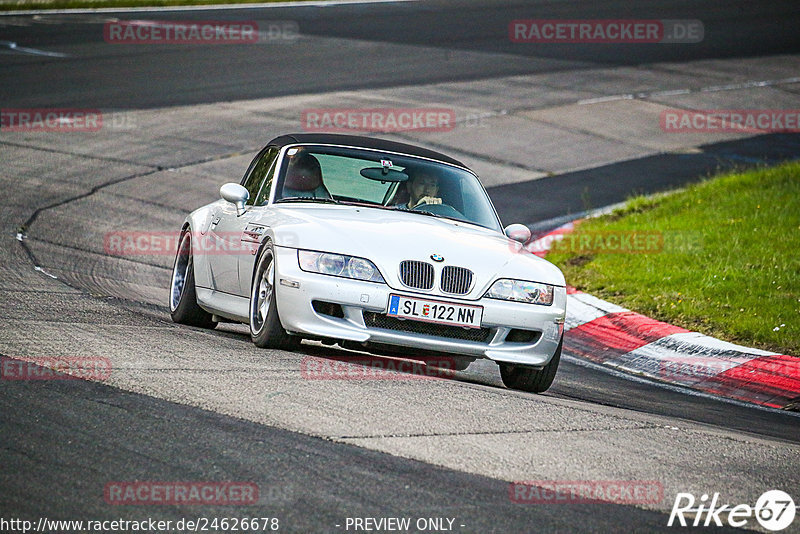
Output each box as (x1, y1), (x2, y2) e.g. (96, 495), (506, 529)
(282, 154), (331, 199)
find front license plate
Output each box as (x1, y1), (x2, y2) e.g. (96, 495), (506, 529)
(387, 294), (483, 329)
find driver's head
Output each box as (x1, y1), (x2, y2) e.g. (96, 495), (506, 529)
(407, 169), (439, 201)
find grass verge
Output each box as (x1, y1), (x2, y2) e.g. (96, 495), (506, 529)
(547, 161), (800, 355)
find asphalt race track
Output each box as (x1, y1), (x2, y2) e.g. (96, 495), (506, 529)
(2, 0), (800, 109)
(1, 1), (799, 533)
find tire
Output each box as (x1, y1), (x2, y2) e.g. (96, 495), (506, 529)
(499, 337), (562, 393)
(169, 230), (217, 329)
(249, 242), (299, 350)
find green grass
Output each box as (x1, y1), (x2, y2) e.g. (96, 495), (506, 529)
(0, 0), (302, 11)
(547, 161), (800, 355)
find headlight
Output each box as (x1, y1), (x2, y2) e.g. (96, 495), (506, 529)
(298, 250), (385, 283)
(485, 279), (554, 305)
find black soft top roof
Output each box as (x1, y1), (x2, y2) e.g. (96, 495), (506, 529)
(267, 133), (466, 168)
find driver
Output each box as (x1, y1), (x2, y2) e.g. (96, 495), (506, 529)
(397, 170), (442, 209)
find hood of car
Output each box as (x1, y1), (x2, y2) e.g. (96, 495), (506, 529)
(266, 204), (565, 298)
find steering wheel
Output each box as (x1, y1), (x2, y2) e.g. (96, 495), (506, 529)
(412, 201), (463, 218)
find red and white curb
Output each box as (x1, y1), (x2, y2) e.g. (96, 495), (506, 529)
(526, 222), (800, 411)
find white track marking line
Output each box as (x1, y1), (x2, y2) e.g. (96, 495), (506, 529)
(0, 40), (68, 57)
(577, 94), (634, 105)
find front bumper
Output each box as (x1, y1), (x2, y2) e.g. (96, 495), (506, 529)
(273, 246), (566, 367)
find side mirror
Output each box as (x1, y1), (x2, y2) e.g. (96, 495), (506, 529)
(220, 183), (249, 216)
(504, 223), (531, 244)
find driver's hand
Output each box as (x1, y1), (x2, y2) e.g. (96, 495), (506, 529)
(415, 196), (442, 207)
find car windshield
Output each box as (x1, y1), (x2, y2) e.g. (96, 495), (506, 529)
(273, 145), (502, 231)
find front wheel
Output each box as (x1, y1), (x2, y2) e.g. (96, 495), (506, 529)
(249, 243), (299, 350)
(169, 230), (217, 329)
(499, 337), (562, 393)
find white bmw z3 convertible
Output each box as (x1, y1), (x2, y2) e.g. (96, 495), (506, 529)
(170, 133), (566, 392)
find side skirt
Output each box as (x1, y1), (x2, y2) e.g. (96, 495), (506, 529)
(195, 287), (249, 323)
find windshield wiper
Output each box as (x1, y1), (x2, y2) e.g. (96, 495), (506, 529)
(394, 207), (445, 219)
(275, 196), (340, 204)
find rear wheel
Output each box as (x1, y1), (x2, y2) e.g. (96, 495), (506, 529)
(249, 243), (299, 350)
(499, 337), (562, 393)
(169, 230), (217, 329)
